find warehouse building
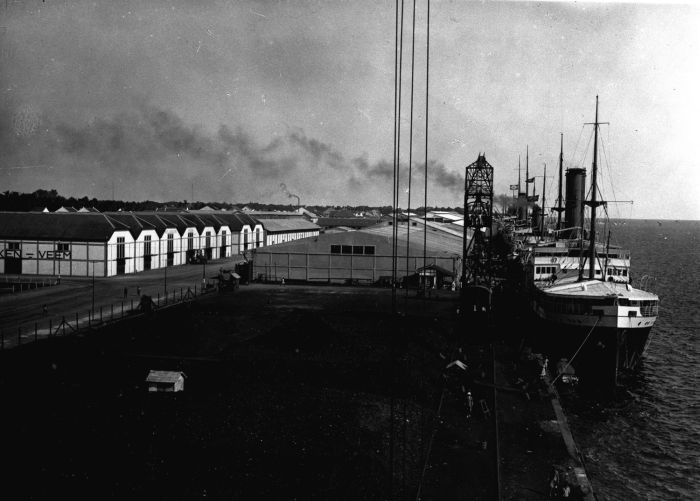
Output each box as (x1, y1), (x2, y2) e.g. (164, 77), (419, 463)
(0, 212), (133, 277)
(0, 210), (278, 277)
(256, 218), (321, 246)
(251, 224), (461, 284)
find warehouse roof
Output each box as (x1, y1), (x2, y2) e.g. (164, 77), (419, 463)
(359, 225), (463, 256)
(215, 212), (259, 231)
(132, 213), (176, 236)
(0, 212), (132, 241)
(152, 213), (193, 233)
(316, 217), (384, 229)
(103, 212), (159, 236)
(253, 226), (460, 257)
(256, 218), (321, 233)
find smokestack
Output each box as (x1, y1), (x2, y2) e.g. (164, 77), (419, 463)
(565, 168), (586, 231)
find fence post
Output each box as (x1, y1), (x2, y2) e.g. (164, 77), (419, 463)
(157, 292), (160, 306)
(62, 316), (66, 336)
(49, 319), (52, 337)
(100, 306), (103, 324)
(35, 322), (38, 342)
(76, 312), (79, 331)
(111, 303), (114, 321)
(121, 301), (124, 318)
(89, 311), (91, 329)
(18, 326), (21, 345)
(180, 287), (183, 301)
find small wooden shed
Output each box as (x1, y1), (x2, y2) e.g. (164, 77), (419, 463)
(145, 370), (186, 392)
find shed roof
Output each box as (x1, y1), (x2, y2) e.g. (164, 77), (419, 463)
(103, 212), (158, 236)
(0, 212), (132, 241)
(316, 217), (384, 228)
(253, 226), (461, 257)
(256, 218), (321, 233)
(215, 212), (258, 231)
(145, 370), (186, 384)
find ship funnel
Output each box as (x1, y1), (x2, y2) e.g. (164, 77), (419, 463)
(565, 168), (586, 232)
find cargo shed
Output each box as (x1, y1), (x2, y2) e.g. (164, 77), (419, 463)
(256, 218), (321, 246)
(252, 225), (460, 284)
(0, 212), (134, 277)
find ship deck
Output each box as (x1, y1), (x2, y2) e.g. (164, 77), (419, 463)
(538, 279), (658, 300)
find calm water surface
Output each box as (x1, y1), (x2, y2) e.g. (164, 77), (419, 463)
(565, 219), (699, 500)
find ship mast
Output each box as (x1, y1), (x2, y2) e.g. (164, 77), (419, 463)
(556, 133), (564, 230)
(588, 96), (601, 280)
(540, 163), (546, 236)
(525, 145), (529, 223)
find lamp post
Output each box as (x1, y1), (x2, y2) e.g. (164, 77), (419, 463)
(164, 260), (167, 297)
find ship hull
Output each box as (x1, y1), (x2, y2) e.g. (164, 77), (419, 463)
(527, 313), (652, 387)
(526, 287), (656, 387)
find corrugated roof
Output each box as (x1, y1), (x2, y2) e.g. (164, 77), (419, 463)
(256, 218), (321, 233)
(0, 212), (131, 241)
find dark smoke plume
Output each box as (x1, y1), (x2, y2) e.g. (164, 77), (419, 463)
(1, 102), (463, 203)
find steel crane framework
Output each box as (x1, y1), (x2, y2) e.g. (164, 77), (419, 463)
(461, 154), (494, 287)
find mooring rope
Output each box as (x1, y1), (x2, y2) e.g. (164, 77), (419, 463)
(549, 315), (600, 386)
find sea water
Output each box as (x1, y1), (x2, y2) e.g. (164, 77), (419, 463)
(565, 219), (700, 500)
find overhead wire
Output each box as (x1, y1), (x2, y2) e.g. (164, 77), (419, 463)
(389, 0), (404, 495)
(402, 0), (418, 492)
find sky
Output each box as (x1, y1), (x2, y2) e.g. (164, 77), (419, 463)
(0, 0), (698, 219)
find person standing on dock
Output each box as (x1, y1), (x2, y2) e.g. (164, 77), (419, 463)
(466, 391), (474, 418)
(123, 286), (128, 299)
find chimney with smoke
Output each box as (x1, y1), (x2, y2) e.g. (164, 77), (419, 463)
(280, 183), (300, 209)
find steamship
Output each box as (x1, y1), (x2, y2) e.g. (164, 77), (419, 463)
(518, 97), (659, 386)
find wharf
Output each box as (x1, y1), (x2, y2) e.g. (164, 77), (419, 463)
(0, 283), (595, 500)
